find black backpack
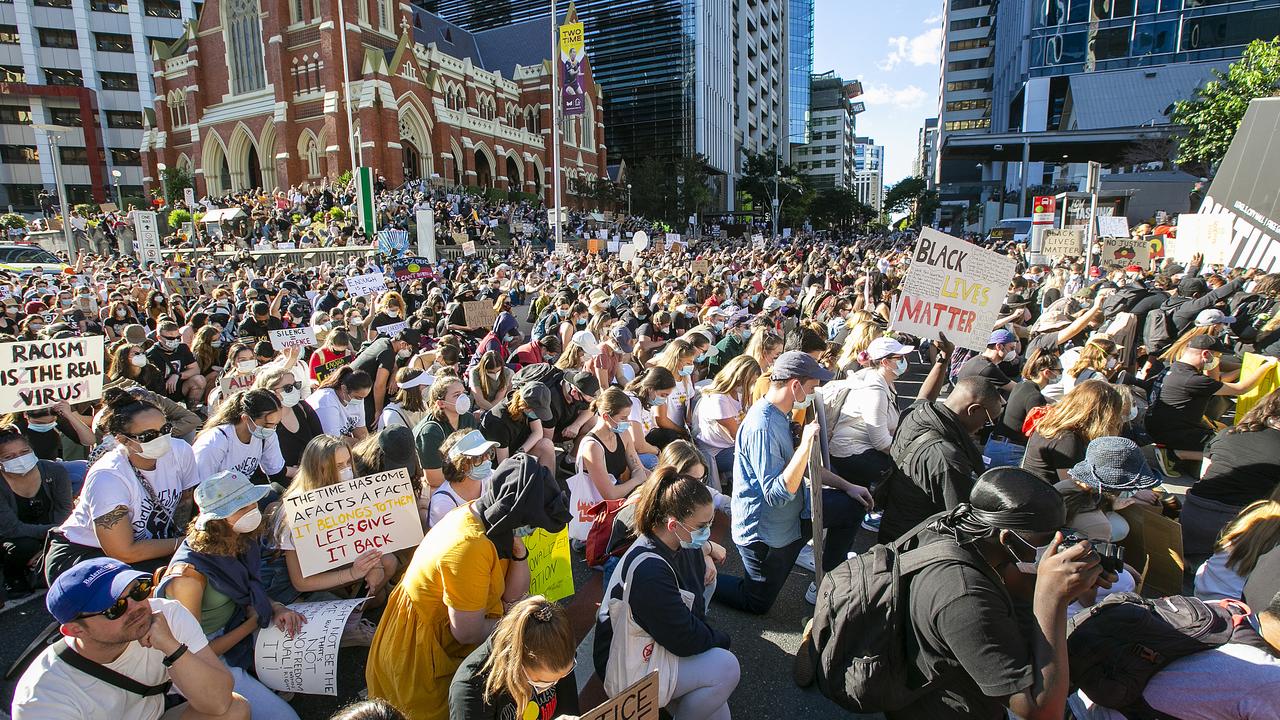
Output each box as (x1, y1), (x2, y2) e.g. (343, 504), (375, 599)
(511, 362), (563, 391)
(805, 533), (995, 713)
(1141, 306), (1178, 355)
(1066, 593), (1254, 719)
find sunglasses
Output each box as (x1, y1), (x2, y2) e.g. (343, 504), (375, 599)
(276, 381), (302, 393)
(80, 578), (153, 620)
(125, 423), (173, 444)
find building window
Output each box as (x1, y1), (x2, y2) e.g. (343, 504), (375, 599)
(143, 0), (181, 17)
(167, 89), (188, 126)
(33, 0), (73, 7)
(0, 145), (39, 164)
(0, 105), (31, 124)
(950, 0), (991, 9)
(0, 66), (24, 82)
(105, 110), (143, 128)
(290, 0), (302, 22)
(0, 25), (19, 44)
(59, 146), (89, 165)
(38, 28), (78, 49)
(945, 98), (991, 112)
(946, 78), (991, 92)
(223, 0), (267, 95)
(110, 148), (141, 165)
(291, 53), (324, 95)
(947, 57), (991, 71)
(90, 0), (129, 12)
(100, 72), (139, 91)
(303, 135), (319, 177)
(377, 0), (391, 32)
(47, 108), (80, 126)
(948, 38), (990, 52)
(44, 68), (84, 86)
(95, 33), (133, 52)
(943, 118), (991, 131)
(950, 16), (991, 31)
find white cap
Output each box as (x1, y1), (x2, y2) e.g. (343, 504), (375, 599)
(571, 330), (602, 358)
(866, 336), (915, 361)
(763, 297), (784, 312)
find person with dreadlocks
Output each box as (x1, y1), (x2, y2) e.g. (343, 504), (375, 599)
(879, 467), (1112, 720)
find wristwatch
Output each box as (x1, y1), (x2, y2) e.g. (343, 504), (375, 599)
(162, 643), (189, 667)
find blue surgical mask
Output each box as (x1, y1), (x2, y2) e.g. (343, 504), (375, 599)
(649, 395), (667, 408)
(248, 418), (275, 440)
(894, 358), (908, 376)
(793, 390), (815, 410)
(694, 353), (706, 363)
(468, 461), (493, 481)
(679, 365), (694, 377)
(611, 420), (631, 434)
(676, 520), (711, 550)
(26, 420), (56, 433)
(513, 525), (536, 538)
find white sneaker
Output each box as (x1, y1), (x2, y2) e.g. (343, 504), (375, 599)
(795, 543), (816, 572)
(805, 581), (817, 605)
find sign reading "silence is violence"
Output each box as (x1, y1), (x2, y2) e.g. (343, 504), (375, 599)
(892, 229), (1017, 352)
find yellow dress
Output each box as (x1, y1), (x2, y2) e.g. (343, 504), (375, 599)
(366, 505), (508, 720)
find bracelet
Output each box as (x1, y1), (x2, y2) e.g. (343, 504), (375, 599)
(162, 643), (189, 667)
(511, 548), (529, 561)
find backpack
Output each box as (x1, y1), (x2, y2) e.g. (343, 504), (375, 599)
(1066, 593), (1253, 719)
(531, 309), (561, 341)
(804, 534), (993, 713)
(511, 362), (562, 391)
(583, 497), (632, 568)
(1141, 307), (1178, 356)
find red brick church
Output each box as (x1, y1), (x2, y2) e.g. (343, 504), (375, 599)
(140, 0), (606, 203)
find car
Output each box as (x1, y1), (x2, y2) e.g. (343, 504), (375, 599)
(0, 244), (70, 275)
(988, 217), (1034, 245)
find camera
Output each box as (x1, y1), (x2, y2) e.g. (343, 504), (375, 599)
(1059, 532), (1125, 575)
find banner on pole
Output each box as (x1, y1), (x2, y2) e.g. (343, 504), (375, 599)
(559, 21), (586, 117)
(0, 336), (105, 413)
(891, 229), (1018, 352)
(355, 167), (377, 236)
(415, 209), (436, 262)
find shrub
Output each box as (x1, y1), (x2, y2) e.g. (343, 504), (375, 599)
(0, 213), (28, 230)
(336, 170), (353, 186)
(167, 209), (192, 227)
(328, 207), (346, 220)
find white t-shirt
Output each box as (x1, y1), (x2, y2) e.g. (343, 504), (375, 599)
(60, 441), (200, 548)
(665, 376), (695, 429)
(695, 391), (741, 450)
(307, 387), (365, 437)
(11, 598), (210, 720)
(627, 395), (658, 436)
(191, 424), (285, 482)
(428, 484), (466, 529)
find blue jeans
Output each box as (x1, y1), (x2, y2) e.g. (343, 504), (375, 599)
(984, 436), (1026, 469)
(713, 535), (807, 615)
(711, 446), (734, 477)
(228, 665), (299, 720)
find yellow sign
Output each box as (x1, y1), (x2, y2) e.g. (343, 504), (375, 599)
(526, 527), (574, 602)
(1235, 352), (1280, 423)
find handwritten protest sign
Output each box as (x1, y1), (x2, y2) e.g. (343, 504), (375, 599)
(219, 371), (256, 397)
(0, 336), (105, 413)
(619, 245), (637, 263)
(313, 355), (348, 383)
(631, 231), (649, 250)
(269, 326), (317, 351)
(584, 672), (659, 720)
(1097, 215), (1130, 239)
(1041, 228), (1083, 258)
(607, 239), (621, 253)
(1099, 237), (1150, 268)
(1175, 213), (1234, 265)
(1235, 352), (1280, 422)
(163, 277), (203, 296)
(343, 272), (386, 298)
(390, 256), (433, 281)
(374, 321), (408, 337)
(463, 300), (497, 331)
(691, 259), (710, 275)
(285, 468), (423, 576)
(254, 598), (365, 695)
(462, 240), (477, 256)
(526, 528), (574, 602)
(891, 229), (1017, 352)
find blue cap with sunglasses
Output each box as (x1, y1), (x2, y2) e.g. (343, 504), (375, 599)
(47, 557), (148, 624)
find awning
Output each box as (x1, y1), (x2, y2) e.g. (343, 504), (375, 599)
(201, 208), (246, 223)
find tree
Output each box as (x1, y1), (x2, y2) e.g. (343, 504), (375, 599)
(160, 165), (194, 206)
(626, 154), (712, 225)
(809, 188), (875, 231)
(738, 148), (807, 221)
(882, 176), (928, 216)
(1171, 37), (1280, 173)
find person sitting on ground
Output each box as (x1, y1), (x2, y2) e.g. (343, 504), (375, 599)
(252, 366), (324, 483)
(192, 390), (286, 485)
(623, 367), (680, 468)
(429, 430), (499, 530)
(1021, 380), (1125, 485)
(365, 454), (571, 720)
(307, 366), (374, 443)
(595, 470), (738, 720)
(413, 372), (478, 491)
(378, 367), (433, 430)
(693, 355), (761, 481)
(0, 425), (72, 599)
(467, 352), (511, 415)
(985, 348), (1059, 469)
(448, 596), (580, 720)
(478, 382), (557, 472)
(12, 557), (249, 720)
(956, 329), (1020, 394)
(156, 471), (303, 720)
(576, 387), (652, 502)
(1194, 497), (1280, 603)
(1056, 436), (1163, 543)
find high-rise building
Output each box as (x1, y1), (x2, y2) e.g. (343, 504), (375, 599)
(933, 0), (995, 225)
(853, 136), (883, 211)
(427, 0), (803, 210)
(786, 0), (814, 147)
(915, 117), (938, 186)
(796, 70), (858, 190)
(0, 0), (200, 210)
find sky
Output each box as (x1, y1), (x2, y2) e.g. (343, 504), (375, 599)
(813, 0), (944, 187)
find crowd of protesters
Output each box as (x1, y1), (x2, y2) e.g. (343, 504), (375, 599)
(1, 177), (1279, 720)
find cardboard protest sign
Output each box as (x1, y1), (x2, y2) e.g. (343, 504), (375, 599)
(343, 272), (386, 298)
(1175, 213), (1234, 265)
(284, 468), (423, 576)
(390, 256), (434, 281)
(580, 671), (659, 720)
(587, 238), (603, 254)
(1117, 504), (1184, 598)
(0, 336), (105, 413)
(526, 527), (574, 602)
(463, 300), (497, 331)
(619, 245), (637, 263)
(255, 598), (365, 695)
(269, 326), (317, 351)
(462, 241), (477, 256)
(1099, 237), (1150, 268)
(374, 321), (408, 337)
(891, 229), (1017, 352)
(1041, 228), (1083, 258)
(607, 239), (621, 253)
(219, 371), (256, 397)
(451, 231), (470, 246)
(1097, 215), (1130, 238)
(691, 259), (710, 275)
(1235, 352), (1280, 422)
(665, 233), (682, 249)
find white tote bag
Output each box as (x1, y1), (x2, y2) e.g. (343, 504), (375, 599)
(600, 547), (695, 707)
(566, 436), (607, 542)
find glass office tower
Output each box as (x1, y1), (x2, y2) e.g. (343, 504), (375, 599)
(787, 0), (813, 146)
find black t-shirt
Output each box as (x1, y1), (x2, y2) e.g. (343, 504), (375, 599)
(351, 337), (396, 380)
(957, 355), (1012, 390)
(478, 403), (532, 452)
(1021, 430), (1086, 484)
(1244, 544), (1280, 611)
(450, 637), (579, 720)
(145, 344), (197, 378)
(548, 381), (588, 432)
(637, 322), (674, 343)
(1191, 426), (1280, 506)
(1025, 332), (1060, 358)
(994, 381), (1046, 444)
(236, 316), (282, 344)
(1147, 361), (1222, 435)
(897, 528), (1033, 719)
(366, 311), (405, 336)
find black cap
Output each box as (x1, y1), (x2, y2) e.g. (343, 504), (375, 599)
(770, 351), (834, 382)
(1187, 334), (1231, 353)
(395, 328), (422, 347)
(564, 369), (600, 399)
(1178, 276), (1209, 297)
(519, 382), (554, 421)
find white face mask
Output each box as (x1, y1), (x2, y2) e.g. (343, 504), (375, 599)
(338, 466), (355, 482)
(237, 360), (258, 373)
(280, 388), (301, 408)
(136, 435), (172, 460)
(1007, 532), (1051, 575)
(454, 394), (471, 415)
(1, 452), (39, 475)
(231, 508), (262, 533)
(130, 354), (148, 368)
(1002, 348), (1019, 362)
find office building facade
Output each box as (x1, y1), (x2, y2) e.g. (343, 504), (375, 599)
(0, 0), (199, 210)
(795, 71), (856, 190)
(915, 116), (938, 185)
(786, 0), (813, 146)
(853, 136), (883, 211)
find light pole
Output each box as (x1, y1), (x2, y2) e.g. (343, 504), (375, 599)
(111, 169), (123, 209)
(771, 149), (781, 239)
(32, 123), (74, 255)
(627, 183), (632, 216)
(156, 162), (170, 209)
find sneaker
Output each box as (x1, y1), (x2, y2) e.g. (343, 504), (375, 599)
(1153, 447), (1182, 478)
(805, 581), (817, 605)
(795, 543), (816, 572)
(860, 510), (883, 533)
(792, 618), (817, 688)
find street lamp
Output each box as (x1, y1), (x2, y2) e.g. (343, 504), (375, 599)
(156, 162), (170, 209)
(31, 123), (74, 255)
(627, 183), (632, 216)
(111, 169), (123, 209)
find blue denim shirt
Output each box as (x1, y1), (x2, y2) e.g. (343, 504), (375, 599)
(731, 398), (804, 548)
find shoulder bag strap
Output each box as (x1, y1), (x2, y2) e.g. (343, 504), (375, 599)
(53, 640), (173, 697)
